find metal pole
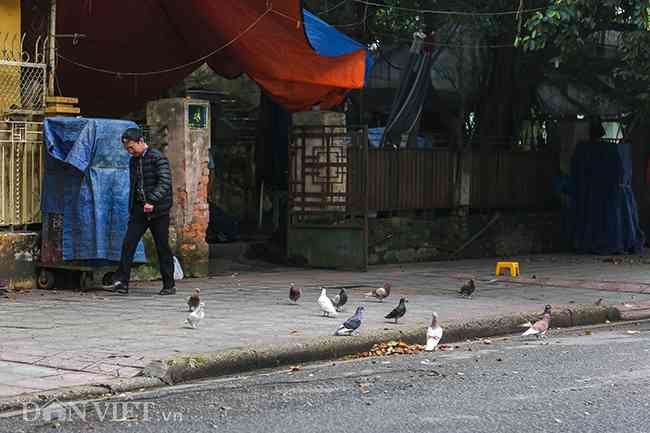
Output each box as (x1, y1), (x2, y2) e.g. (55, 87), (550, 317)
(48, 0), (56, 96)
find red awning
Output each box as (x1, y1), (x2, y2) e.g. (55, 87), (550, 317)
(56, 0), (366, 114)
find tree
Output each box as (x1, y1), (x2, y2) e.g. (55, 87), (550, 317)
(518, 0), (650, 117)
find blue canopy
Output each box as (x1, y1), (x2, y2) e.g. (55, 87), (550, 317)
(304, 10), (375, 84)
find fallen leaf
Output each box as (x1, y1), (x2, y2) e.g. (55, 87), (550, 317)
(584, 330), (592, 336)
(289, 365), (304, 372)
(482, 339), (492, 345)
(358, 383), (370, 394)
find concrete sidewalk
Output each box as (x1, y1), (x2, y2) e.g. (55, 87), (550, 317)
(1, 254), (650, 399)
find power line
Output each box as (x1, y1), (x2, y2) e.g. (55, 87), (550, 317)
(371, 31), (519, 48)
(55, 6), (271, 77)
(349, 0), (545, 16)
(317, 0), (349, 15)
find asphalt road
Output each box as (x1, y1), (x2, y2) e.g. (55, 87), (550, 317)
(4, 321), (650, 433)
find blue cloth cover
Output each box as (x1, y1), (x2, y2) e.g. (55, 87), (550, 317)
(569, 140), (645, 254)
(368, 127), (432, 148)
(304, 10), (375, 84)
(42, 117), (146, 264)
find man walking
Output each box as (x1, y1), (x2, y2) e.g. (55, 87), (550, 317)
(113, 128), (176, 295)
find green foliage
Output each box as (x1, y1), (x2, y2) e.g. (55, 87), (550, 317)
(519, 0), (650, 112)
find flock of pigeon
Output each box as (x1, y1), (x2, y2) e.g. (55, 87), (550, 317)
(182, 279), (553, 350)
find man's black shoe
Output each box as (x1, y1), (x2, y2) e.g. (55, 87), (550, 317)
(159, 286), (176, 296)
(112, 281), (129, 295)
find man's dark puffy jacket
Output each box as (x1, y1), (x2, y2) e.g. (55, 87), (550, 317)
(129, 148), (173, 217)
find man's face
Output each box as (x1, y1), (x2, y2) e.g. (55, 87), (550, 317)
(123, 139), (147, 157)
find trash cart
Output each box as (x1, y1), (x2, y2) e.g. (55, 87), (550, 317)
(37, 117), (146, 290)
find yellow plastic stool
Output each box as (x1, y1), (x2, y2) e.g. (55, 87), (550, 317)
(496, 261), (520, 277)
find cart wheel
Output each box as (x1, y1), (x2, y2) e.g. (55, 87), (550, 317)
(37, 269), (55, 290)
(102, 271), (115, 287)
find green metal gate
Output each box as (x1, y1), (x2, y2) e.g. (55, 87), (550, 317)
(287, 125), (368, 270)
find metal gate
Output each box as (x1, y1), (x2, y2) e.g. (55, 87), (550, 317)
(287, 125), (368, 270)
(0, 120), (43, 227)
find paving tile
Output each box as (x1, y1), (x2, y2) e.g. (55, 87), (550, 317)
(2, 254), (650, 399)
(0, 384), (39, 397)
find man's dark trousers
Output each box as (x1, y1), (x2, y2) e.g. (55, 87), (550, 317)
(115, 208), (174, 289)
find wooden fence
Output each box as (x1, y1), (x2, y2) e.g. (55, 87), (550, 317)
(365, 148), (558, 211)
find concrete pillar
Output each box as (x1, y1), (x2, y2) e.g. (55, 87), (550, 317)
(146, 98), (211, 277)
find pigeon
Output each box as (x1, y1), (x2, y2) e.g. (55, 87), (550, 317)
(334, 306), (364, 336)
(521, 304), (552, 338)
(317, 288), (338, 317)
(187, 288), (201, 312)
(331, 288), (348, 312)
(594, 298), (604, 306)
(368, 282), (391, 302)
(385, 297), (407, 323)
(289, 283), (301, 304)
(459, 279), (476, 298)
(425, 312), (443, 351)
(185, 302), (205, 329)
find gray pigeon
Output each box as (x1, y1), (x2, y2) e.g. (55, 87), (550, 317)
(459, 279), (476, 298)
(385, 297), (407, 323)
(334, 306), (365, 336)
(331, 288), (348, 312)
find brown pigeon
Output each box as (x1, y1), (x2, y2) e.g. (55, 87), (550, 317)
(521, 305), (552, 338)
(368, 283), (391, 302)
(289, 283), (301, 304)
(187, 288), (201, 312)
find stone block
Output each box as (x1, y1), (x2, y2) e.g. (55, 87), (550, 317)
(0, 231), (38, 284)
(395, 248), (417, 263)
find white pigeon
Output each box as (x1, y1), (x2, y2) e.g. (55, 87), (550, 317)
(425, 312), (443, 351)
(185, 302), (205, 329)
(317, 288), (338, 317)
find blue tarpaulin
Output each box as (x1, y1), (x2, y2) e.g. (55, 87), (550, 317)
(304, 10), (375, 84)
(368, 127), (432, 149)
(42, 117), (146, 264)
(569, 140), (645, 254)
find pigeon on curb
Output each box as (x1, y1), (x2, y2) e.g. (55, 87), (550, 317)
(368, 283), (391, 302)
(334, 306), (364, 336)
(187, 288), (201, 312)
(185, 302), (205, 329)
(521, 304), (551, 338)
(594, 298), (604, 306)
(318, 288), (338, 317)
(385, 297), (407, 323)
(459, 279), (476, 298)
(289, 283), (301, 304)
(425, 312), (443, 351)
(331, 288), (348, 312)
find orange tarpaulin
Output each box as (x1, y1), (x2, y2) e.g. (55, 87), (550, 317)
(56, 0), (367, 114)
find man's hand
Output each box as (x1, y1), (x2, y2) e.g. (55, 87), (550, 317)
(144, 203), (154, 213)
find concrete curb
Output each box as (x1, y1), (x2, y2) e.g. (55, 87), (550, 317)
(0, 303), (625, 414)
(143, 304), (617, 385)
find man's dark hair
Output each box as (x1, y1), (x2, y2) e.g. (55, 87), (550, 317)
(122, 128), (144, 144)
